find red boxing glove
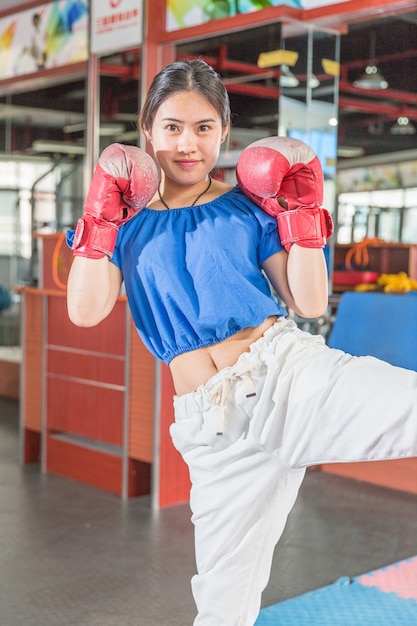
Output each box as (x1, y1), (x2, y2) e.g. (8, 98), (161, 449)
(236, 136), (333, 251)
(72, 143), (158, 259)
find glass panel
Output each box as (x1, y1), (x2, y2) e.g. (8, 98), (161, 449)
(0, 188), (21, 347)
(0, 190), (18, 257)
(98, 48), (142, 152)
(0, 44), (142, 273)
(337, 187), (417, 244)
(280, 22), (339, 215)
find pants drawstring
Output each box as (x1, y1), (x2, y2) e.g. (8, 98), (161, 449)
(209, 357), (256, 435)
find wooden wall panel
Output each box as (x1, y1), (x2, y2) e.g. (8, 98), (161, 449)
(127, 459), (152, 498)
(321, 458), (417, 495)
(408, 246), (417, 280)
(46, 436), (123, 496)
(47, 296), (126, 356)
(21, 288), (191, 503)
(0, 360), (19, 399)
(22, 292), (43, 432)
(47, 377), (124, 446)
(23, 428), (41, 464)
(47, 349), (125, 387)
(334, 243), (417, 278)
(128, 319), (154, 463)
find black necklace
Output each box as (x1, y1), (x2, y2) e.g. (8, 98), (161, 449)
(158, 176), (212, 210)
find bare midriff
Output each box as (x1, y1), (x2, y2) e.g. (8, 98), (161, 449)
(169, 315), (279, 396)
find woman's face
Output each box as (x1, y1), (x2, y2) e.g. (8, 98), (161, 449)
(145, 90), (228, 185)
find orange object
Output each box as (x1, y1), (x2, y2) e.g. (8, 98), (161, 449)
(344, 237), (385, 270)
(51, 232), (68, 290)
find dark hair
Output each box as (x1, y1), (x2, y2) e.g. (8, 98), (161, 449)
(139, 59), (231, 132)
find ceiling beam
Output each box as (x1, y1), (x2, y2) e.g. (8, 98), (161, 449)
(339, 96), (417, 120)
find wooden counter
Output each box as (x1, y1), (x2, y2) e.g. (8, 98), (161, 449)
(0, 347), (20, 399)
(333, 242), (417, 292)
(20, 233), (190, 506)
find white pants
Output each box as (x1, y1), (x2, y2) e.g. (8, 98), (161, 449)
(170, 318), (417, 626)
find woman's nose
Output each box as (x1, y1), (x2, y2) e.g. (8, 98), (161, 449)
(177, 130), (196, 153)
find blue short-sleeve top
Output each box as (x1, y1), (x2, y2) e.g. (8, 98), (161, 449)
(111, 185), (286, 364)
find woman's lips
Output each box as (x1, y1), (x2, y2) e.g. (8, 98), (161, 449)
(176, 160), (200, 168)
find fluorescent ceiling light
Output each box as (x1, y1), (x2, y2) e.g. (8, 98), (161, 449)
(32, 140), (86, 155)
(63, 122), (125, 136)
(337, 146), (365, 158)
(63, 122), (86, 133)
(99, 123), (125, 136)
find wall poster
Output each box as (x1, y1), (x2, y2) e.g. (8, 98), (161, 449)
(0, 1), (89, 80)
(166, 0), (346, 31)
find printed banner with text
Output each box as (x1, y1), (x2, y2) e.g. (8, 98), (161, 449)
(90, 0), (143, 56)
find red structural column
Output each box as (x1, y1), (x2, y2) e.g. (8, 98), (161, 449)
(143, 1), (189, 509)
(142, 0), (175, 92)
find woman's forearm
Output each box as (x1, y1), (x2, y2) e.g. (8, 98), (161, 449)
(67, 256), (122, 327)
(286, 246), (329, 318)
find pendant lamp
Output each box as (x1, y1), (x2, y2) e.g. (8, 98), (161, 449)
(308, 73), (320, 89)
(353, 31), (388, 90)
(390, 116), (416, 135)
(257, 49), (299, 88)
(279, 64), (299, 88)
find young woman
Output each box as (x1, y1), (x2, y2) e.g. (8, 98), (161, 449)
(67, 59), (417, 626)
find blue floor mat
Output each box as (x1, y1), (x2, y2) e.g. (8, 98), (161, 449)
(256, 557), (417, 626)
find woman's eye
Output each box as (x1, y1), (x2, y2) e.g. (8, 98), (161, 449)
(199, 125), (210, 132)
(166, 124), (179, 132)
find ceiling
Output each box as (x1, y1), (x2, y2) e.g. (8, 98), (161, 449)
(337, 10), (417, 161)
(0, 5), (416, 164)
(178, 9), (417, 163)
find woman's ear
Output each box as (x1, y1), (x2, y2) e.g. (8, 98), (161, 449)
(143, 128), (152, 143)
(221, 128), (228, 144)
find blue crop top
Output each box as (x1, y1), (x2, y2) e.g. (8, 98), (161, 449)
(111, 186), (287, 364)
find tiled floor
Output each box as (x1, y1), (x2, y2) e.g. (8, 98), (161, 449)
(1, 396), (416, 625)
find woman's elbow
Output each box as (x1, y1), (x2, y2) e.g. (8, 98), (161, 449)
(289, 287), (328, 318)
(67, 301), (104, 328)
(297, 304), (328, 319)
(294, 296), (328, 319)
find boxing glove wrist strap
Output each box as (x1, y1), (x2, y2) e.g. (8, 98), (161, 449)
(277, 207), (333, 251)
(71, 214), (119, 259)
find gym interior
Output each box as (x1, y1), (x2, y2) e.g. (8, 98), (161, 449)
(0, 1), (416, 624)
